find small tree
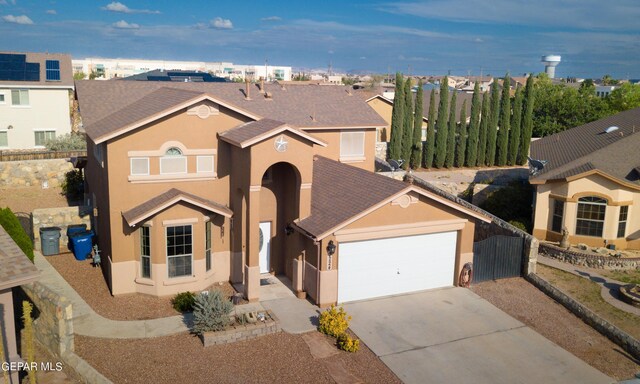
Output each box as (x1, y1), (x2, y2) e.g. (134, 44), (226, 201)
(423, 90), (437, 168)
(485, 79), (500, 166)
(410, 79), (424, 169)
(445, 90), (457, 168)
(73, 71), (86, 80)
(477, 92), (490, 167)
(401, 78), (414, 168)
(45, 132), (87, 151)
(456, 100), (468, 167)
(434, 77), (450, 168)
(192, 290), (234, 335)
(389, 73), (404, 161)
(518, 75), (535, 165)
(496, 74), (511, 166)
(508, 85), (523, 165)
(465, 82), (481, 167)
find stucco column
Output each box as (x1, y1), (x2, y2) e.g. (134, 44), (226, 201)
(244, 187), (261, 302)
(1, 288), (20, 384)
(299, 183), (312, 220)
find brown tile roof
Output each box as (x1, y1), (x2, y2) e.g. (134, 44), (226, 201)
(219, 118), (326, 148)
(122, 188), (233, 227)
(296, 156), (409, 238)
(0, 226), (39, 290)
(530, 107), (640, 186)
(75, 81), (387, 142)
(0, 51), (73, 87)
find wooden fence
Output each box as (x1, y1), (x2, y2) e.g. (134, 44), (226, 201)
(0, 150), (87, 162)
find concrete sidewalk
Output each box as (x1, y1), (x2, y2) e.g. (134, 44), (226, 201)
(538, 255), (640, 316)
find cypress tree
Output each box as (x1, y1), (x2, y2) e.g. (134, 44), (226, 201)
(465, 81), (481, 167)
(445, 90), (457, 168)
(477, 92), (489, 167)
(508, 85), (523, 165)
(401, 78), (414, 168)
(434, 77), (449, 168)
(496, 74), (511, 166)
(423, 89), (437, 168)
(456, 100), (468, 167)
(518, 75), (535, 165)
(389, 72), (404, 161)
(410, 79), (424, 169)
(485, 79), (500, 166)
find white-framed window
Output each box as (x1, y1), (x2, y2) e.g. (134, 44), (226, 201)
(11, 89), (29, 106)
(34, 130), (55, 146)
(340, 131), (365, 159)
(130, 157), (150, 176)
(618, 206), (628, 238)
(205, 220), (212, 271)
(166, 225), (192, 278)
(140, 226), (151, 279)
(0, 93), (6, 104)
(197, 155), (214, 174)
(160, 147), (187, 175)
(576, 196), (607, 237)
(0, 130), (8, 147)
(421, 127), (427, 142)
(551, 199), (564, 233)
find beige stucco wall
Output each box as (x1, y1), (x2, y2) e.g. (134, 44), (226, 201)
(0, 88), (72, 149)
(533, 174), (640, 249)
(310, 129), (376, 172)
(366, 97), (427, 143)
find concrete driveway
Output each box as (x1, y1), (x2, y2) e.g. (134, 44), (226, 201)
(344, 287), (613, 384)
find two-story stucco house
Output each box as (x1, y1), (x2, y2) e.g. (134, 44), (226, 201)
(0, 52), (73, 150)
(75, 80), (489, 306)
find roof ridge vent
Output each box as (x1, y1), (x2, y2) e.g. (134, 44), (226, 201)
(605, 126), (619, 134)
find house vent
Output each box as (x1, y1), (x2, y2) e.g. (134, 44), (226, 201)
(605, 126), (619, 134)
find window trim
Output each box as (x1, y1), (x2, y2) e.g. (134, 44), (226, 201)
(166, 225), (193, 279)
(33, 129), (56, 147)
(160, 156), (187, 175)
(196, 155), (214, 174)
(617, 206), (628, 238)
(140, 226), (151, 279)
(205, 220), (212, 272)
(339, 131), (366, 162)
(11, 89), (30, 107)
(0, 92), (6, 105)
(130, 157), (150, 176)
(575, 196), (607, 238)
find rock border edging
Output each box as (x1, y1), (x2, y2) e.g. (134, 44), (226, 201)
(539, 242), (640, 270)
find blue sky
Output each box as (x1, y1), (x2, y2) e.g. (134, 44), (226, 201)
(1, 0), (639, 79)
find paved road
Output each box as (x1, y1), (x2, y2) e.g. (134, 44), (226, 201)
(344, 288), (613, 384)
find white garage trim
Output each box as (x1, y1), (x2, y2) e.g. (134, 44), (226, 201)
(335, 219), (466, 242)
(337, 231), (457, 303)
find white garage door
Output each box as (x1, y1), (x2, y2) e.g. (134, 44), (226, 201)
(337, 231), (457, 303)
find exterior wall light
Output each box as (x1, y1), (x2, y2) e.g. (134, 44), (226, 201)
(326, 240), (336, 256)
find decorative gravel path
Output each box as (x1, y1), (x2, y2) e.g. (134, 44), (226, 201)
(471, 277), (640, 380)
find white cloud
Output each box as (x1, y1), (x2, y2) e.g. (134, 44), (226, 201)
(46, 10), (57, 15)
(2, 14), (34, 25)
(101, 2), (160, 14)
(0, 0), (17, 5)
(113, 20), (139, 29)
(211, 17), (233, 30)
(261, 16), (281, 22)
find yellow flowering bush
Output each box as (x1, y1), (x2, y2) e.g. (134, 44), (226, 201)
(318, 305), (351, 338)
(337, 333), (360, 353)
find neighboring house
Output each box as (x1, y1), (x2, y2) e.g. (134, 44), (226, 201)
(530, 107), (640, 250)
(0, 52), (73, 150)
(366, 91), (473, 143)
(118, 69), (227, 82)
(595, 85), (618, 98)
(0, 226), (40, 384)
(75, 80), (490, 306)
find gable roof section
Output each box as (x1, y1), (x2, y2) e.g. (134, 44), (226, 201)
(530, 107), (640, 187)
(0, 226), (39, 290)
(219, 118), (327, 148)
(75, 81), (387, 142)
(122, 188), (233, 227)
(295, 157), (489, 240)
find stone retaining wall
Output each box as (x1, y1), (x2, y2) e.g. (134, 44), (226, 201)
(32, 206), (92, 251)
(21, 281), (113, 384)
(375, 142), (387, 159)
(527, 273), (640, 360)
(0, 158), (74, 187)
(200, 311), (281, 347)
(539, 243), (640, 270)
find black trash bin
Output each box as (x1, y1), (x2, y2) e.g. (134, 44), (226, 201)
(40, 226), (61, 256)
(66, 224), (88, 251)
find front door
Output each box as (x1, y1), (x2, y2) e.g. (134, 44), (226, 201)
(259, 222), (271, 273)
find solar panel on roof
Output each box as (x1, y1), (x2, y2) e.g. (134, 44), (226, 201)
(0, 54), (40, 81)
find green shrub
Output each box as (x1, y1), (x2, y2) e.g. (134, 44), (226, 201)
(337, 332), (360, 353)
(192, 289), (234, 335)
(0, 207), (34, 262)
(508, 220), (528, 232)
(318, 305), (351, 338)
(171, 291), (195, 312)
(479, 181), (533, 232)
(45, 132), (87, 151)
(61, 169), (84, 199)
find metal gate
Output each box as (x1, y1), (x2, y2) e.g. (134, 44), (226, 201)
(472, 235), (524, 283)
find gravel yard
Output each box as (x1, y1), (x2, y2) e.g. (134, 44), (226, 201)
(0, 185), (73, 213)
(75, 331), (401, 384)
(47, 252), (241, 320)
(471, 277), (640, 380)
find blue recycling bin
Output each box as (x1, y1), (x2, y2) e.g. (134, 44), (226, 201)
(70, 230), (94, 261)
(66, 224), (88, 252)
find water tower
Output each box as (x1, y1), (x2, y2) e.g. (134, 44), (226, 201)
(541, 55), (561, 78)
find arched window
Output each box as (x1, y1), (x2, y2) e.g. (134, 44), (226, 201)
(165, 147), (182, 156)
(576, 196), (607, 237)
(161, 147), (187, 174)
